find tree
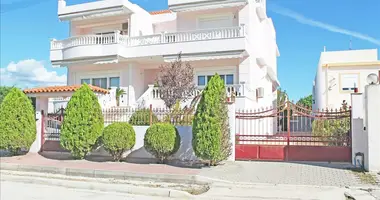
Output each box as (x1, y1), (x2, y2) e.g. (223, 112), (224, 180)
(157, 53), (196, 109)
(297, 94), (312, 108)
(192, 74), (231, 166)
(0, 86), (14, 105)
(115, 88), (126, 107)
(60, 84), (104, 159)
(0, 88), (36, 154)
(277, 87), (288, 106)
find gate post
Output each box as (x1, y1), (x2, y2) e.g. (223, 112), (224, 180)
(286, 101), (291, 161)
(227, 102), (236, 161)
(28, 110), (43, 153)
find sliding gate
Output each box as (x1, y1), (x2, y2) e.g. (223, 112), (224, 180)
(235, 101), (351, 162)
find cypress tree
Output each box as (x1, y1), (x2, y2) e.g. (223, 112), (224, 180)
(60, 84), (104, 159)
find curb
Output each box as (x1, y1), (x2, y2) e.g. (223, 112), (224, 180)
(0, 172), (193, 199)
(0, 162), (210, 185)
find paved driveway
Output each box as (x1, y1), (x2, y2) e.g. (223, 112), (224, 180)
(200, 161), (363, 187)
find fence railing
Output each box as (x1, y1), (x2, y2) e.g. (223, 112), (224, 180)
(151, 84), (245, 100)
(103, 105), (195, 126)
(51, 25), (245, 50)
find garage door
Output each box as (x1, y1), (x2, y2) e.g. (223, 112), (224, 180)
(198, 16), (233, 29)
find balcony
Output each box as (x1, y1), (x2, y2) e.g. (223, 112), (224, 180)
(50, 26), (247, 65)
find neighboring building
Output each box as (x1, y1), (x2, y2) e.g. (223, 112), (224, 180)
(49, 0), (280, 109)
(313, 48), (380, 110)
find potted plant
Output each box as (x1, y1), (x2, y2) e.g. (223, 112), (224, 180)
(115, 88), (126, 107)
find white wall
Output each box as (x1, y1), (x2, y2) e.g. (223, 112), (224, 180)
(314, 66), (379, 109)
(313, 49), (378, 110)
(351, 84), (380, 172)
(364, 84), (380, 172)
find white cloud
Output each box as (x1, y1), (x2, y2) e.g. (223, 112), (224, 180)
(269, 5), (380, 46)
(0, 59), (67, 88)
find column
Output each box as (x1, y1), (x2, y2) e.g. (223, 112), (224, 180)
(28, 96), (49, 153)
(365, 84), (380, 172)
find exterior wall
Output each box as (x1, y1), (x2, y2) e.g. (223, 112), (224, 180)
(153, 20), (176, 33)
(326, 67), (378, 108)
(313, 49), (379, 110)
(351, 84), (380, 172)
(175, 7), (239, 31)
(319, 49), (378, 63)
(365, 84), (380, 172)
(314, 66), (379, 109)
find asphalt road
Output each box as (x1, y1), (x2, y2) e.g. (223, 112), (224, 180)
(0, 180), (170, 200)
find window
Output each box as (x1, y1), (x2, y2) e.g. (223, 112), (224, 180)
(197, 74), (234, 86)
(198, 76), (206, 86)
(92, 78), (107, 89)
(81, 79), (90, 84)
(340, 74), (359, 92)
(109, 77), (120, 88)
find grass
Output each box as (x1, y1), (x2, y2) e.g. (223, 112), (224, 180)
(350, 168), (378, 185)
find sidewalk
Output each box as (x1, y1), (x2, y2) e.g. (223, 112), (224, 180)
(1, 153), (378, 187)
(0, 153), (204, 184)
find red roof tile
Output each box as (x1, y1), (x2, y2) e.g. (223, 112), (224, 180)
(149, 10), (171, 15)
(23, 85), (109, 94)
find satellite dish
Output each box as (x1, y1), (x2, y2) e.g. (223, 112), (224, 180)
(366, 73), (379, 85)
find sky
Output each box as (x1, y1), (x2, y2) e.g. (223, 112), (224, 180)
(1, 0), (379, 100)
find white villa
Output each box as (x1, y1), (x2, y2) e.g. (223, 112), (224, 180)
(47, 0), (280, 111)
(313, 48), (380, 110)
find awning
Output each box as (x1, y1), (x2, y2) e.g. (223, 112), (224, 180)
(170, 0), (247, 12)
(163, 51), (245, 62)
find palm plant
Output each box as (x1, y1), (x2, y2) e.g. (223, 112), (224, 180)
(115, 88), (126, 107)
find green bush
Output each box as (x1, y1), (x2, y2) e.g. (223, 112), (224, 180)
(144, 123), (180, 163)
(60, 84), (104, 159)
(163, 101), (194, 125)
(102, 122), (135, 161)
(312, 117), (350, 146)
(192, 74), (231, 166)
(129, 109), (158, 126)
(0, 88), (36, 154)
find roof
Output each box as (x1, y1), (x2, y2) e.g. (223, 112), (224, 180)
(23, 85), (109, 94)
(149, 10), (171, 15)
(322, 61), (380, 68)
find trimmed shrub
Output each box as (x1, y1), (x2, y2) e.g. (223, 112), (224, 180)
(0, 88), (36, 155)
(192, 74), (231, 166)
(102, 122), (136, 161)
(144, 123), (180, 163)
(129, 109), (158, 126)
(60, 84), (104, 159)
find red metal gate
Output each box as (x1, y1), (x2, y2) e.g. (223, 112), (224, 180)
(235, 101), (351, 162)
(41, 108), (67, 152)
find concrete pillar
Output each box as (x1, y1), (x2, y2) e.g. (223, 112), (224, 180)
(28, 96), (49, 153)
(227, 102), (236, 161)
(364, 84), (380, 172)
(350, 93), (367, 168)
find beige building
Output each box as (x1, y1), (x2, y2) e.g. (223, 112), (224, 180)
(313, 48), (380, 110)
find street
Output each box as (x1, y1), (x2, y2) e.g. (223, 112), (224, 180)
(0, 180), (170, 200)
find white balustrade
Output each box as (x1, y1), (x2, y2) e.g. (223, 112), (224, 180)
(119, 34), (162, 47)
(51, 26), (245, 50)
(51, 33), (116, 50)
(164, 26), (243, 43)
(151, 84), (244, 100)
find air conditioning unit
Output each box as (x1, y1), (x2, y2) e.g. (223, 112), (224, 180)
(256, 87), (264, 98)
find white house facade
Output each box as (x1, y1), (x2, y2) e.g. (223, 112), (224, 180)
(313, 48), (380, 110)
(49, 0), (280, 110)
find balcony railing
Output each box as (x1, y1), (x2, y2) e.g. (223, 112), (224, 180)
(51, 25), (245, 50)
(151, 84), (245, 100)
